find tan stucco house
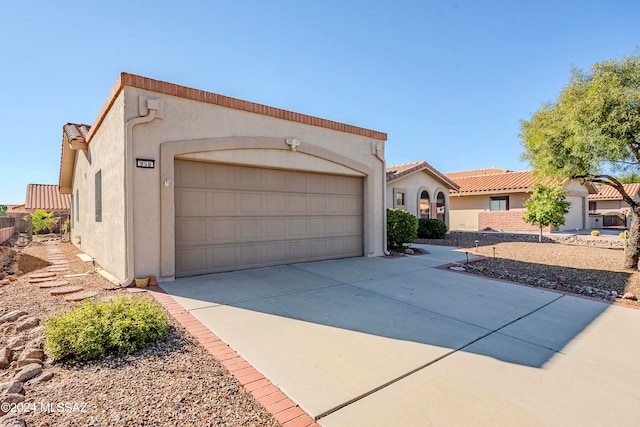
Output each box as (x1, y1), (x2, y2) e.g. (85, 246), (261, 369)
(446, 168), (597, 232)
(385, 161), (459, 227)
(59, 73), (387, 284)
(587, 183), (640, 229)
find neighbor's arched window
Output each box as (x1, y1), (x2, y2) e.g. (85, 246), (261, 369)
(436, 191), (446, 222)
(419, 190), (430, 219)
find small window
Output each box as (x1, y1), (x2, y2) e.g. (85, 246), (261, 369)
(394, 188), (407, 208)
(95, 170), (102, 222)
(589, 201), (597, 213)
(490, 196), (509, 211)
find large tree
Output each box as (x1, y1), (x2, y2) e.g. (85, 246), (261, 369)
(521, 53), (640, 268)
(523, 184), (571, 243)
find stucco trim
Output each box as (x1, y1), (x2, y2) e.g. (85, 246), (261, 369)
(159, 136), (376, 278)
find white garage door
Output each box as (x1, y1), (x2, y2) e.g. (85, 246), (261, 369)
(174, 160), (363, 277)
(560, 196), (585, 231)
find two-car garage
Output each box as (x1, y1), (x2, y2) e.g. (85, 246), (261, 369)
(174, 160), (364, 277)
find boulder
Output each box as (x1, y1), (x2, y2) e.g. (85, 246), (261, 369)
(15, 318), (39, 333)
(18, 348), (44, 361)
(16, 359), (43, 368)
(12, 363), (42, 382)
(5, 336), (26, 351)
(0, 311), (26, 324)
(0, 381), (23, 396)
(622, 292), (638, 301)
(0, 413), (26, 427)
(0, 348), (11, 368)
(0, 393), (25, 406)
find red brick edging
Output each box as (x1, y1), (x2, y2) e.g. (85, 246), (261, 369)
(128, 286), (319, 427)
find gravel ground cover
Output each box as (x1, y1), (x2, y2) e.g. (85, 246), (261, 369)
(0, 238), (279, 427)
(415, 231), (640, 307)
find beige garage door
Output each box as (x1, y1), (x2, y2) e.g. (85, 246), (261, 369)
(561, 196), (585, 231)
(174, 160), (363, 277)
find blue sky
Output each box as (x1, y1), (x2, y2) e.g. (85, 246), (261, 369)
(1, 1), (638, 204)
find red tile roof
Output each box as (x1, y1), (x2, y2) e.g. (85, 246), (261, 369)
(63, 123), (91, 143)
(25, 184), (71, 211)
(447, 170), (538, 195)
(589, 183), (640, 200)
(444, 167), (512, 180)
(386, 161), (459, 190)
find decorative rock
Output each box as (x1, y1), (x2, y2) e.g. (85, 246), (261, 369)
(0, 348), (11, 368)
(622, 292), (637, 301)
(449, 266), (465, 271)
(15, 318), (39, 333)
(0, 413), (27, 427)
(0, 311), (27, 324)
(0, 381), (23, 396)
(12, 363), (42, 382)
(0, 280), (8, 286)
(0, 393), (25, 406)
(6, 276), (16, 282)
(16, 358), (43, 368)
(5, 336), (26, 350)
(0, 273), (6, 280)
(27, 370), (54, 385)
(26, 336), (44, 350)
(404, 248), (415, 255)
(50, 285), (83, 296)
(19, 348), (45, 361)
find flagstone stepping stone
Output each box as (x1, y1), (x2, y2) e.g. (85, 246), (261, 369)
(64, 291), (99, 302)
(47, 267), (70, 272)
(49, 260), (69, 265)
(38, 280), (69, 289)
(49, 285), (84, 296)
(29, 277), (57, 284)
(29, 272), (57, 279)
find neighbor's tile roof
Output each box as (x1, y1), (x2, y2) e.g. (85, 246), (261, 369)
(25, 184), (71, 211)
(444, 167), (512, 180)
(447, 170), (537, 195)
(589, 183), (640, 200)
(386, 161), (459, 190)
(63, 123), (91, 143)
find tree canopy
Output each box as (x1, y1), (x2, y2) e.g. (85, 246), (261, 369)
(520, 52), (640, 267)
(523, 184), (571, 242)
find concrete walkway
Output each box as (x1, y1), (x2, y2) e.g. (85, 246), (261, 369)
(160, 245), (640, 426)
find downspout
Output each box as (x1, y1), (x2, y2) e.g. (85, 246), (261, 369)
(373, 142), (390, 256)
(121, 102), (158, 287)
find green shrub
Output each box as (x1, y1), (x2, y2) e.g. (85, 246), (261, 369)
(44, 295), (169, 362)
(591, 230), (600, 236)
(417, 218), (448, 239)
(25, 209), (59, 234)
(387, 208), (418, 250)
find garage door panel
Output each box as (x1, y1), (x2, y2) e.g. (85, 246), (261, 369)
(176, 219), (206, 245)
(176, 190), (207, 216)
(175, 160), (363, 276)
(209, 192), (236, 215)
(209, 219), (236, 242)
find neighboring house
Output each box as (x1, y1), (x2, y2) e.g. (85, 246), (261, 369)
(385, 161), (459, 227)
(59, 72), (387, 284)
(7, 185), (71, 233)
(587, 183), (640, 229)
(446, 168), (597, 232)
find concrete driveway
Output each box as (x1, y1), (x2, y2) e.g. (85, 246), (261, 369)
(160, 245), (640, 426)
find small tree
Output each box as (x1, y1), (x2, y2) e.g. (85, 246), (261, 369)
(387, 208), (418, 251)
(523, 184), (571, 242)
(26, 209), (59, 235)
(0, 205), (7, 216)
